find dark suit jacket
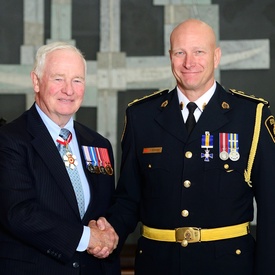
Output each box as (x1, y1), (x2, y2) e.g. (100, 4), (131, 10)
(108, 83), (275, 275)
(0, 104), (120, 275)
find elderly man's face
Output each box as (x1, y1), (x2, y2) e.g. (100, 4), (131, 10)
(32, 49), (85, 127)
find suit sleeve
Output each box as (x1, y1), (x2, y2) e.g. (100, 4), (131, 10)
(0, 129), (84, 263)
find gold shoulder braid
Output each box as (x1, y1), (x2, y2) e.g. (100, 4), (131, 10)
(244, 103), (264, 187)
(121, 89), (169, 142)
(128, 89), (169, 107)
(229, 90), (270, 187)
(229, 89), (269, 105)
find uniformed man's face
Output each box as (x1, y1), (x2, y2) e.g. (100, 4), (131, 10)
(169, 20), (221, 98)
(31, 49), (85, 127)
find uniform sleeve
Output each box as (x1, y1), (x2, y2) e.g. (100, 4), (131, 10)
(252, 106), (275, 272)
(107, 107), (140, 249)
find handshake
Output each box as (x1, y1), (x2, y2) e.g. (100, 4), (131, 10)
(87, 217), (119, 258)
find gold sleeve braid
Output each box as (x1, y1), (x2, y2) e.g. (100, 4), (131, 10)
(244, 103), (264, 187)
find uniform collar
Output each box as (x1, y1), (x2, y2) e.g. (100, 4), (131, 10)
(177, 82), (216, 112)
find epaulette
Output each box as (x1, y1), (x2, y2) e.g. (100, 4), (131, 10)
(128, 89), (170, 107)
(229, 89), (269, 106)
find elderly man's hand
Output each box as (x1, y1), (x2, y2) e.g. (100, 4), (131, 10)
(87, 217), (118, 258)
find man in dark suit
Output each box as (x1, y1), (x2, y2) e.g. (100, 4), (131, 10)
(0, 42), (120, 274)
(97, 19), (275, 274)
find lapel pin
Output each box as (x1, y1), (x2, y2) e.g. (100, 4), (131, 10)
(161, 100), (168, 108)
(222, 101), (230, 109)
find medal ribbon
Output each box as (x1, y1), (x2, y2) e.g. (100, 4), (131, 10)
(56, 133), (72, 147)
(201, 131), (213, 148)
(219, 133), (228, 154)
(56, 130), (78, 169)
(99, 148), (113, 175)
(89, 147), (98, 167)
(228, 133), (239, 153)
(81, 146), (113, 175)
(99, 148), (111, 167)
(201, 131), (214, 162)
(82, 146), (92, 165)
(95, 147), (103, 167)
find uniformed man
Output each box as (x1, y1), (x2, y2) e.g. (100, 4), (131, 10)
(98, 19), (275, 274)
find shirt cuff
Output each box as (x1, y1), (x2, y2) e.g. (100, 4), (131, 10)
(76, 226), (90, 252)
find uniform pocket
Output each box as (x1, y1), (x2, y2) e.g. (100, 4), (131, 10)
(214, 234), (255, 259)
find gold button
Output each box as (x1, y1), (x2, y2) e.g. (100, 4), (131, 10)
(181, 240), (188, 247)
(236, 249), (241, 255)
(181, 209), (189, 217)
(183, 180), (191, 188)
(148, 164), (152, 168)
(224, 164), (229, 169)
(139, 250), (143, 254)
(185, 151), (192, 158)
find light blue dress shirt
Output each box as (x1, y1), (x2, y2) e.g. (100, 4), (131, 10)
(35, 103), (90, 251)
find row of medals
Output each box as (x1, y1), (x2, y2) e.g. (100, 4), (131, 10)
(219, 149), (240, 161)
(87, 162), (114, 175)
(63, 148), (113, 175)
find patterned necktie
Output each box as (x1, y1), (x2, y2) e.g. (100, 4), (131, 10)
(186, 102), (197, 134)
(57, 128), (85, 219)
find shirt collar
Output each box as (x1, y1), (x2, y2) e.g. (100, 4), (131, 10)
(35, 103), (74, 144)
(177, 82), (216, 112)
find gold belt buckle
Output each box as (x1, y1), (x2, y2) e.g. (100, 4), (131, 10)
(175, 227), (201, 247)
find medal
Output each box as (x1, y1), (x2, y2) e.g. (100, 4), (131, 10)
(219, 133), (229, 160)
(63, 152), (78, 169)
(229, 149), (240, 161)
(87, 163), (95, 173)
(90, 147), (100, 173)
(82, 146), (95, 173)
(93, 165), (101, 174)
(95, 147), (106, 174)
(201, 148), (213, 162)
(105, 165), (114, 176)
(219, 133), (240, 161)
(219, 151), (229, 160)
(228, 133), (240, 161)
(201, 131), (213, 162)
(56, 132), (77, 170)
(82, 146), (113, 175)
(99, 147), (114, 175)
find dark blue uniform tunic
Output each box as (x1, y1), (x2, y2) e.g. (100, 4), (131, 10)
(108, 82), (275, 275)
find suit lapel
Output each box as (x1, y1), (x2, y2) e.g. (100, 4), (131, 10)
(27, 105), (81, 217)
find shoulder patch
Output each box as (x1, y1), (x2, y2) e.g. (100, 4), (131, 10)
(128, 89), (170, 107)
(229, 89), (269, 106)
(265, 115), (275, 143)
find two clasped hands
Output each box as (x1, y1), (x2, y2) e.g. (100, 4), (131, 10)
(87, 217), (118, 258)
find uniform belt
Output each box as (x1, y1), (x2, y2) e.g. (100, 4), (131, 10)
(142, 222), (250, 246)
